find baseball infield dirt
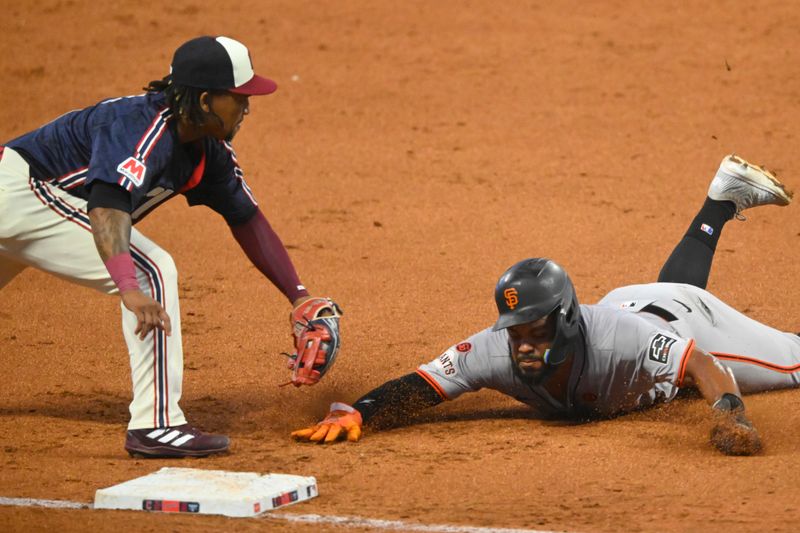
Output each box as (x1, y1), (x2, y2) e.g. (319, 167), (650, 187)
(1, 1), (799, 532)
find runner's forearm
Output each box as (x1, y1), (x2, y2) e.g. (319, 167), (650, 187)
(353, 372), (444, 429)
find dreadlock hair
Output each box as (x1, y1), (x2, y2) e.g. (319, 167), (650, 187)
(144, 74), (225, 128)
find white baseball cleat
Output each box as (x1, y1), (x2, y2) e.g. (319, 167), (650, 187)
(708, 154), (794, 220)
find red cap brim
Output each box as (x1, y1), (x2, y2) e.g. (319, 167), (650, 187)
(229, 74), (277, 96)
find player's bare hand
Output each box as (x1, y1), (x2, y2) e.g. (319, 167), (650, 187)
(121, 289), (172, 340)
(707, 393), (761, 456)
(291, 402), (362, 443)
(710, 411), (762, 456)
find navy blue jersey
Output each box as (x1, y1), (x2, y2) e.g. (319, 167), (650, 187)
(5, 92), (258, 225)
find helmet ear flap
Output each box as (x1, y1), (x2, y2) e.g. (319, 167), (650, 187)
(564, 303), (575, 322)
(562, 294), (580, 330)
(544, 309), (570, 366)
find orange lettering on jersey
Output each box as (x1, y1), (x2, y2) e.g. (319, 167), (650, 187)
(504, 288), (519, 309)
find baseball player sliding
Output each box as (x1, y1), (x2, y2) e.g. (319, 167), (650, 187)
(293, 155), (797, 456)
(0, 36), (342, 458)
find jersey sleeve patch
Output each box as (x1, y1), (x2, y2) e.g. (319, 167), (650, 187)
(648, 333), (677, 364)
(116, 156), (147, 189)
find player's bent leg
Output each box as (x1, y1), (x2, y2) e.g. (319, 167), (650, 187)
(658, 232), (718, 289)
(658, 155), (792, 288)
(123, 231), (186, 431)
(0, 155), (117, 293)
(711, 334), (800, 393)
(0, 154), (27, 288)
(670, 286), (800, 393)
(11, 177), (192, 436)
(121, 231), (227, 458)
(0, 152), (221, 456)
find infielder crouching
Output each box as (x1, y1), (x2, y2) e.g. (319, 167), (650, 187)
(293, 155), (797, 456)
(1, 36), (342, 458)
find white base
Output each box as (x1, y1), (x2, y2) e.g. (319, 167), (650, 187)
(93, 467), (317, 517)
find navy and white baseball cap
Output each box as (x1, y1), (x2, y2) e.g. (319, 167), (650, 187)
(171, 36), (277, 95)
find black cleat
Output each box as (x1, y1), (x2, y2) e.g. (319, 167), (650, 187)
(125, 424), (229, 458)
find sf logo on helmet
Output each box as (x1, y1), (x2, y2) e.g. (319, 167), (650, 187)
(503, 288), (519, 309)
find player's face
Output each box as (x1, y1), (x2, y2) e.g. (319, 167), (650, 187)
(203, 91), (250, 142)
(507, 316), (556, 381)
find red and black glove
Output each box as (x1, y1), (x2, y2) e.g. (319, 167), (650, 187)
(286, 297), (343, 387)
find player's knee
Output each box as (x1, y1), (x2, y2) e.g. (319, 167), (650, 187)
(146, 248), (178, 287)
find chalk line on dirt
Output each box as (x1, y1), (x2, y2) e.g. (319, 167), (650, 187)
(0, 496), (561, 533)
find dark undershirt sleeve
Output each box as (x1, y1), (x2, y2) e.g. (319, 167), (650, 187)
(353, 372), (444, 429)
(230, 208), (309, 303)
(87, 181), (133, 213)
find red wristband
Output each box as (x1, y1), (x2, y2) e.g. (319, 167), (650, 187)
(104, 252), (139, 293)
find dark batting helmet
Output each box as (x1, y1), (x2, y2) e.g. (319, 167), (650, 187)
(492, 258), (583, 365)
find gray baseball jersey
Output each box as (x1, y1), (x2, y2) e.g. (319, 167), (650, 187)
(417, 282), (800, 419)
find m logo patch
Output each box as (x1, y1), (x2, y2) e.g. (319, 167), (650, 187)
(117, 156), (147, 187)
(648, 333), (677, 364)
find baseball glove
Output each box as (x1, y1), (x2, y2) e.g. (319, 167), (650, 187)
(709, 393), (762, 456)
(285, 297), (343, 387)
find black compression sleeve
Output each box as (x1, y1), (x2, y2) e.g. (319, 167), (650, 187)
(87, 181), (132, 213)
(352, 372), (444, 429)
(658, 197), (736, 289)
(657, 237), (715, 289)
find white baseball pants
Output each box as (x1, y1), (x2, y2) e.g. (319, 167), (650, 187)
(0, 147), (186, 430)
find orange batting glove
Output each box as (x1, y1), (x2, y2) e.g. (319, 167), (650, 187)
(291, 402), (363, 443)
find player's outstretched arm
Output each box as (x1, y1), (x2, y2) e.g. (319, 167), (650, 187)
(231, 209), (342, 387)
(683, 348), (762, 455)
(291, 372), (445, 443)
(230, 209), (344, 386)
(230, 209), (308, 303)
